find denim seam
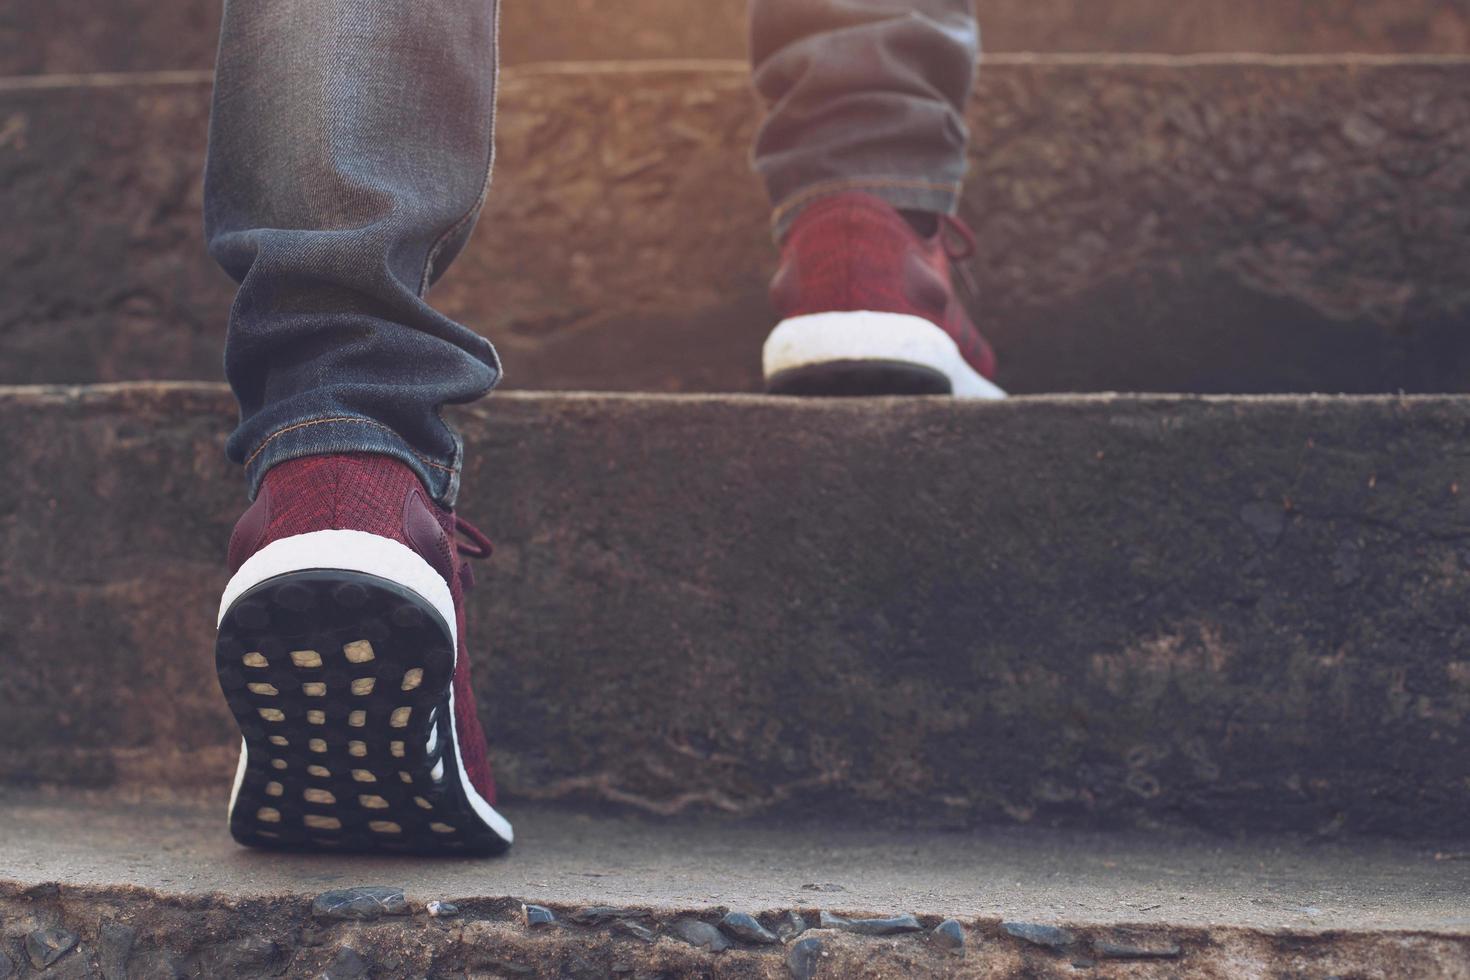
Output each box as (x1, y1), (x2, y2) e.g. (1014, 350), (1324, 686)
(244, 416), (458, 473)
(770, 175), (961, 230)
(418, 15), (500, 295)
(416, 1), (501, 508)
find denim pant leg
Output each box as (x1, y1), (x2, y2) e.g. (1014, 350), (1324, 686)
(749, 0), (979, 239)
(204, 0), (501, 507)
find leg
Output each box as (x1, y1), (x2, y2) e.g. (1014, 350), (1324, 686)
(749, 0), (978, 239)
(205, 0), (502, 508)
(206, 0), (513, 855)
(750, 0), (1002, 398)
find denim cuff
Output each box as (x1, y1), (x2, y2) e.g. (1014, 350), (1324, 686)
(243, 415), (462, 507)
(771, 176), (963, 241)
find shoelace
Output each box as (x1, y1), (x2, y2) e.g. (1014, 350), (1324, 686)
(939, 213), (977, 262)
(454, 515), (494, 559)
(453, 515), (494, 592)
(939, 213), (983, 308)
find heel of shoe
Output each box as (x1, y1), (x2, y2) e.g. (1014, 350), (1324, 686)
(216, 562), (512, 855)
(762, 311), (1007, 399)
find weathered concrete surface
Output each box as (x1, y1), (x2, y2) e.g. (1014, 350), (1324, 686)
(6, 0), (1470, 77)
(4, 60), (1470, 395)
(4, 383), (1470, 837)
(1, 791), (1467, 979)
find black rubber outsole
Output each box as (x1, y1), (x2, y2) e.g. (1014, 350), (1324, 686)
(215, 569), (510, 857)
(765, 359), (953, 397)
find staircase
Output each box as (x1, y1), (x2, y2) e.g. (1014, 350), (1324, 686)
(3, 4), (1470, 979)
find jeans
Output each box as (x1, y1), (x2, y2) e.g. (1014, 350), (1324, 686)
(204, 0), (978, 505)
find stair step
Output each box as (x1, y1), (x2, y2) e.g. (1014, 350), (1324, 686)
(5, 59), (1470, 395)
(1, 790), (1466, 978)
(4, 0), (1469, 76)
(5, 382), (1470, 836)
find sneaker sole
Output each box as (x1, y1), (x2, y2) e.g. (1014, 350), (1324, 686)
(766, 359), (953, 397)
(215, 530), (513, 856)
(763, 311), (1007, 399)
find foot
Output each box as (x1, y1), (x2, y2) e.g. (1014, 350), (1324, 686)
(763, 192), (1006, 399)
(214, 453), (513, 855)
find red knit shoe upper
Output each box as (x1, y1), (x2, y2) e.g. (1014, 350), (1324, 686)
(769, 191), (998, 380)
(227, 453), (499, 805)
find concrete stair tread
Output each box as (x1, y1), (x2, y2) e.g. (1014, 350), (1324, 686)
(12, 788), (1463, 929)
(5, 58), (1470, 394)
(2, 788), (1468, 977)
(5, 383), (1470, 840)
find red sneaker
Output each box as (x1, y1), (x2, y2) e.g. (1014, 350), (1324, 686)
(214, 453), (513, 855)
(763, 191), (1006, 399)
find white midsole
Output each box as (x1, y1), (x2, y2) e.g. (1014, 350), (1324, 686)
(447, 673), (515, 842)
(219, 529), (512, 844)
(217, 530), (456, 638)
(763, 311), (1007, 400)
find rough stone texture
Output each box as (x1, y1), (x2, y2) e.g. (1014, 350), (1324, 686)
(97, 921), (136, 980)
(5, 0), (1470, 77)
(1094, 938), (1183, 960)
(6, 874), (1465, 980)
(1005, 921), (1077, 950)
(776, 912), (809, 942)
(820, 911), (924, 936)
(24, 927), (77, 969)
(310, 887), (409, 922)
(786, 937), (825, 980)
(720, 912), (781, 945)
(4, 60), (1470, 395)
(2, 791), (1469, 938)
(6, 383), (1470, 837)
(932, 919), (966, 953)
(317, 947), (369, 980)
(670, 919), (732, 952)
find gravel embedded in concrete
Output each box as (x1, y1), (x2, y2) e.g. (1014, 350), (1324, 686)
(787, 937), (824, 979)
(777, 911), (810, 942)
(616, 920), (658, 943)
(570, 906), (643, 926)
(523, 904), (556, 928)
(310, 887), (408, 922)
(671, 919), (730, 952)
(819, 911), (923, 936)
(24, 928), (77, 969)
(719, 911), (780, 945)
(1004, 921), (1076, 950)
(932, 919), (966, 953)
